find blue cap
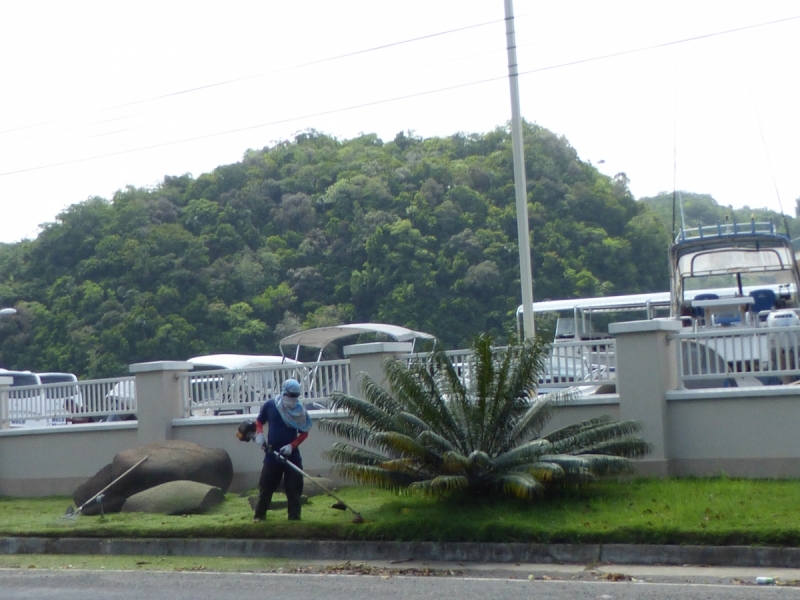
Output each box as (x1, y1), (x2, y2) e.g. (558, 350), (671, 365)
(282, 379), (301, 396)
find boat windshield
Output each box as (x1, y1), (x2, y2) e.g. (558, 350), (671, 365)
(676, 247), (794, 279)
(669, 221), (800, 315)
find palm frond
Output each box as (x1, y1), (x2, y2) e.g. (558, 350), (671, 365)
(369, 431), (441, 464)
(539, 454), (594, 473)
(515, 461), (565, 482)
(358, 372), (404, 414)
(481, 338), (547, 453)
(492, 471), (546, 500)
(538, 454), (596, 482)
(383, 355), (464, 446)
(332, 463), (420, 489)
(573, 454), (637, 477)
(316, 419), (378, 446)
(492, 438), (553, 471)
(409, 474), (470, 496)
(466, 450), (491, 472)
(507, 396), (553, 446)
(323, 442), (388, 466)
(326, 392), (398, 432)
(441, 450), (469, 474)
(578, 437), (651, 459)
(393, 411), (432, 434)
(378, 457), (429, 475)
(417, 429), (455, 454)
(543, 415), (614, 442)
(549, 420), (645, 455)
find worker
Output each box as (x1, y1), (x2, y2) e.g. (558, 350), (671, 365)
(253, 379), (312, 522)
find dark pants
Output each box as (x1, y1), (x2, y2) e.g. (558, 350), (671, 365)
(254, 458), (304, 520)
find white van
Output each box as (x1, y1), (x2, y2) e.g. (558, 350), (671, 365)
(0, 370), (57, 428)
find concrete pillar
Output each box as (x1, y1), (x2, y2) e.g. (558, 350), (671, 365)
(608, 319), (683, 477)
(343, 342), (414, 398)
(130, 361), (193, 445)
(0, 377), (11, 430)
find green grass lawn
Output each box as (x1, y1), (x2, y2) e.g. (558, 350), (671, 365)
(3, 477), (800, 547)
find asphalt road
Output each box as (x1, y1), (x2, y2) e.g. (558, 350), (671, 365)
(1, 568), (800, 600)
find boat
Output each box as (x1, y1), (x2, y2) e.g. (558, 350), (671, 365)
(669, 220), (800, 325)
(668, 219), (800, 385)
(518, 219), (800, 390)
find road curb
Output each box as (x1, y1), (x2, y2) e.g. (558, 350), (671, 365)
(1, 538), (799, 568)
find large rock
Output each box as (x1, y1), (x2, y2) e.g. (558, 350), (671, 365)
(73, 440), (233, 515)
(122, 480), (225, 515)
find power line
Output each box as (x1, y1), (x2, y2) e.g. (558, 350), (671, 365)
(518, 14), (800, 76)
(1, 13), (797, 179)
(0, 15), (508, 139)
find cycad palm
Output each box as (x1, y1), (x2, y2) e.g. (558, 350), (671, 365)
(319, 334), (649, 500)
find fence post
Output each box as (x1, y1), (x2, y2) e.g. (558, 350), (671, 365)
(0, 376), (10, 430)
(129, 361), (193, 445)
(608, 319), (682, 477)
(343, 342), (414, 399)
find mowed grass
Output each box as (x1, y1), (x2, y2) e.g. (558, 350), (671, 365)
(3, 477), (800, 546)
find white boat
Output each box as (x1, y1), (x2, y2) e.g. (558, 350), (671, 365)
(668, 220), (800, 385)
(518, 219), (800, 390)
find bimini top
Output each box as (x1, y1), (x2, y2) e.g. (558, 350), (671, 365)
(519, 291), (672, 316)
(279, 323), (435, 356)
(188, 354), (300, 370)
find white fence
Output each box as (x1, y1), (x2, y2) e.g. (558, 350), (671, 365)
(2, 377), (136, 428)
(0, 338), (622, 429)
(178, 360), (351, 417)
(674, 324), (800, 388)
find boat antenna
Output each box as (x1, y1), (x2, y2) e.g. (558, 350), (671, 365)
(672, 66), (686, 238)
(746, 71), (791, 238)
(672, 136), (687, 239)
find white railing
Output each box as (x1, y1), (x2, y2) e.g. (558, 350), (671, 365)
(540, 339), (616, 390)
(403, 340), (617, 393)
(178, 360), (351, 417)
(2, 377), (136, 428)
(674, 324), (800, 387)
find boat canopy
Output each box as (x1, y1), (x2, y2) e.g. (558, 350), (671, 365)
(279, 323), (435, 359)
(187, 354), (300, 370)
(676, 247), (794, 279)
(520, 291), (672, 316)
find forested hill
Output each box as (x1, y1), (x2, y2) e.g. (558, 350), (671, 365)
(0, 124), (672, 378)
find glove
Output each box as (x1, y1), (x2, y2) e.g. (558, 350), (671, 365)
(279, 443), (293, 457)
(255, 433), (265, 446)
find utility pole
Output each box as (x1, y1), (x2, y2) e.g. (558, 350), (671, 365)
(504, 0), (535, 339)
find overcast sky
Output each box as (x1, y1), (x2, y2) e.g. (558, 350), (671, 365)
(1, 0), (799, 244)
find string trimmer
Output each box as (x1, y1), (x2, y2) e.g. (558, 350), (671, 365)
(270, 449), (364, 524)
(235, 419), (364, 523)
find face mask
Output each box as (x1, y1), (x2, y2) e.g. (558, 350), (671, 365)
(282, 393), (299, 409)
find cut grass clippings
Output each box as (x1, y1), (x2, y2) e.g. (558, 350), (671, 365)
(3, 477), (800, 547)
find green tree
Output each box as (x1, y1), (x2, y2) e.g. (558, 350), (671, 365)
(319, 334), (649, 499)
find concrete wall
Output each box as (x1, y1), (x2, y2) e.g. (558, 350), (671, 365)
(611, 320), (800, 478)
(0, 422), (138, 496)
(665, 387), (800, 477)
